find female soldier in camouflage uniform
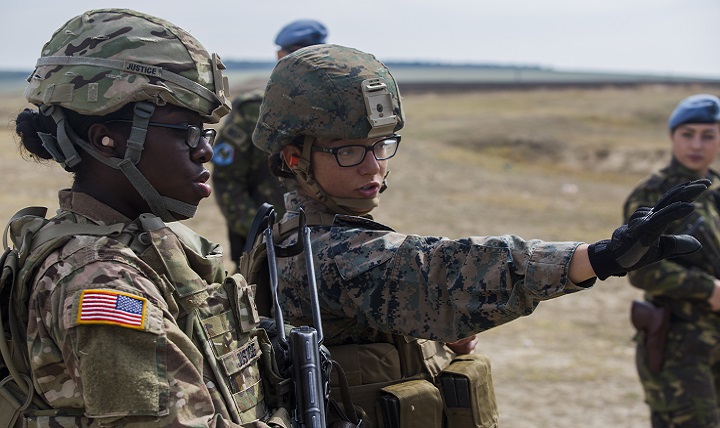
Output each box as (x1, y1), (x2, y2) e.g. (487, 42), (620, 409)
(624, 94), (720, 428)
(248, 43), (708, 427)
(8, 9), (286, 428)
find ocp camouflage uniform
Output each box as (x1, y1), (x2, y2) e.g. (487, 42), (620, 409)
(624, 160), (720, 427)
(21, 191), (276, 427)
(212, 91), (286, 265)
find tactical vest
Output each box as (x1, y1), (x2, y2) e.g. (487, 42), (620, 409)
(241, 212), (499, 428)
(0, 207), (290, 428)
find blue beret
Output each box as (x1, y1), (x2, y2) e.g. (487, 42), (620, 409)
(668, 94), (720, 130)
(275, 20), (328, 50)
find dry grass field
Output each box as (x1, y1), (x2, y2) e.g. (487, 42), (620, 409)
(2, 82), (719, 427)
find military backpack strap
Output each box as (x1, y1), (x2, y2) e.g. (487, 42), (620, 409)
(3, 206), (125, 261)
(1, 207), (130, 426)
(1, 207), (47, 251)
(28, 223), (125, 255)
(0, 248), (46, 427)
(1, 207), (55, 425)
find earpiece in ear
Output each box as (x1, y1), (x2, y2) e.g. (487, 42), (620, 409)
(101, 136), (115, 147)
(287, 153), (300, 168)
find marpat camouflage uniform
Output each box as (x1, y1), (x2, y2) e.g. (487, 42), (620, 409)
(212, 91), (286, 265)
(276, 191), (594, 345)
(25, 191), (272, 427)
(624, 160), (720, 427)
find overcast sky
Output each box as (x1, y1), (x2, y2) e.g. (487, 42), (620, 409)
(3, 0), (718, 78)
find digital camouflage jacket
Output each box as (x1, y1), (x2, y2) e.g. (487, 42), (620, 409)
(275, 191), (594, 345)
(624, 160), (720, 321)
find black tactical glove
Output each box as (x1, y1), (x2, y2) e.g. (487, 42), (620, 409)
(588, 179), (710, 280)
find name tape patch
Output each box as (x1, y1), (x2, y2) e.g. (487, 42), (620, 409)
(77, 289), (147, 330)
(123, 61), (161, 77)
(220, 336), (261, 375)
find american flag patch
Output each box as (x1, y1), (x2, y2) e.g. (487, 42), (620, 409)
(77, 290), (147, 330)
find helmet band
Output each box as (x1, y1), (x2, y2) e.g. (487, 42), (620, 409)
(34, 55), (228, 114)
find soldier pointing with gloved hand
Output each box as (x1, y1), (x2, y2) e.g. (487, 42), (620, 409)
(245, 43), (708, 427)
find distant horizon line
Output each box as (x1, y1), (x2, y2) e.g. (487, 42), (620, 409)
(221, 60), (720, 79)
(0, 60), (717, 81)
(0, 59), (550, 74)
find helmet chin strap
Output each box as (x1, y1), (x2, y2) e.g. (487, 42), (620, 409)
(291, 136), (386, 216)
(40, 102), (198, 222)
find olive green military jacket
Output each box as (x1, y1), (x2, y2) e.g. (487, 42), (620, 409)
(624, 161), (720, 321)
(211, 91), (286, 262)
(276, 191), (594, 345)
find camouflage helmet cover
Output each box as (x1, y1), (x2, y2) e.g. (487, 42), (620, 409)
(253, 44), (405, 154)
(24, 9), (230, 123)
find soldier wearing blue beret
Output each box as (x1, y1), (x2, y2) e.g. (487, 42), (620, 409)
(625, 93), (720, 428)
(275, 19), (328, 56)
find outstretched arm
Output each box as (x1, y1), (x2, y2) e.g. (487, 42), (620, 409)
(568, 244), (594, 283)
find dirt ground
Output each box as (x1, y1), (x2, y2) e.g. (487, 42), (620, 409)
(2, 83), (720, 427)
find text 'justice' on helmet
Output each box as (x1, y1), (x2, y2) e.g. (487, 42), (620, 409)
(24, 8), (230, 123)
(253, 44), (405, 154)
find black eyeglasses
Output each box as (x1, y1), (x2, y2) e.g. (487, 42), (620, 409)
(104, 120), (216, 149)
(311, 135), (401, 167)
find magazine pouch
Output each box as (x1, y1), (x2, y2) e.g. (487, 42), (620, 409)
(439, 354), (498, 428)
(379, 379), (442, 428)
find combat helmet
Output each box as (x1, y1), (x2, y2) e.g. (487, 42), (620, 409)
(24, 8), (231, 221)
(252, 44), (404, 215)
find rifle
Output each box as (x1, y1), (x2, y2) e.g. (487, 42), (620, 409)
(260, 206), (328, 428)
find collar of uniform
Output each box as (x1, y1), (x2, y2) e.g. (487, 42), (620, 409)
(283, 190), (377, 220)
(284, 190), (334, 215)
(665, 158), (720, 182)
(58, 189), (131, 225)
